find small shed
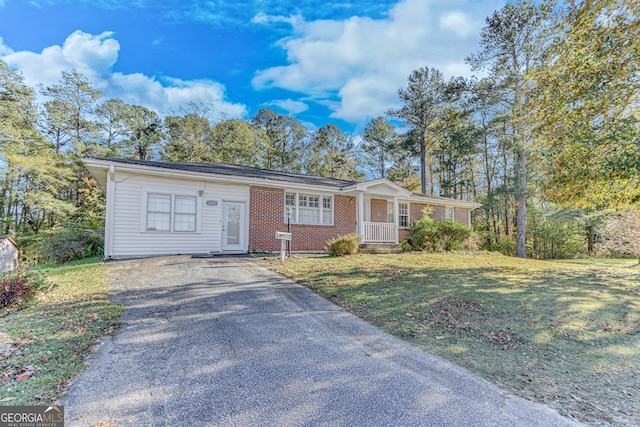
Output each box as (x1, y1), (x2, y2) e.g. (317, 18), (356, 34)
(0, 236), (19, 274)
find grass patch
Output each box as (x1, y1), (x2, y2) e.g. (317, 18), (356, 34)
(0, 258), (123, 405)
(267, 252), (640, 425)
(549, 258), (638, 267)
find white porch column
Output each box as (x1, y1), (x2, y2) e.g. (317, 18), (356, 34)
(357, 192), (364, 236)
(393, 195), (399, 244)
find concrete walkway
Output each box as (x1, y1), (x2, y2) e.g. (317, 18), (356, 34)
(62, 256), (580, 426)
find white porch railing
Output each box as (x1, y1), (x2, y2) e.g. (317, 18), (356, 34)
(362, 221), (396, 243)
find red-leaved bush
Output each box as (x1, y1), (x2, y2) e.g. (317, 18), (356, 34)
(0, 269), (48, 309)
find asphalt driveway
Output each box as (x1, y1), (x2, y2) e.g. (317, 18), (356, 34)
(62, 256), (580, 426)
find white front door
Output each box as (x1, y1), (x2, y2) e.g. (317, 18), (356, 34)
(222, 202), (245, 251)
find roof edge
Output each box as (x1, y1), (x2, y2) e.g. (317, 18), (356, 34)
(0, 236), (20, 250)
(82, 158), (355, 192)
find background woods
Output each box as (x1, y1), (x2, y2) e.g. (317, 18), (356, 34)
(0, 0), (637, 262)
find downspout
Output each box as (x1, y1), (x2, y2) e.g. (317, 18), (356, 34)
(105, 164), (116, 259)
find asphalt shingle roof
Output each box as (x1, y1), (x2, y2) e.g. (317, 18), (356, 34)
(91, 158), (358, 189)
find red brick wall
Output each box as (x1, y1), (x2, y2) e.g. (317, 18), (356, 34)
(430, 205), (446, 221)
(411, 203), (433, 221)
(455, 208), (471, 226)
(248, 186), (356, 252)
(370, 198), (388, 222)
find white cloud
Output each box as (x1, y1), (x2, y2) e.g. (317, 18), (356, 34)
(251, 12), (303, 26)
(0, 37), (13, 55)
(0, 31), (246, 120)
(252, 0), (503, 124)
(266, 99), (309, 115)
(439, 11), (475, 38)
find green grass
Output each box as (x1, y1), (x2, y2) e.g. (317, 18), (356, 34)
(268, 252), (640, 426)
(549, 258), (638, 267)
(0, 258), (123, 405)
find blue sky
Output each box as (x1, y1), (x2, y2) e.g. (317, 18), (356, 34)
(0, 0), (504, 132)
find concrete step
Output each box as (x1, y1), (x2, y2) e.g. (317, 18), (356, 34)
(359, 243), (403, 254)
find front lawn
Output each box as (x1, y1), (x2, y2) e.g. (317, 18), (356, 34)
(0, 258), (123, 405)
(268, 252), (639, 426)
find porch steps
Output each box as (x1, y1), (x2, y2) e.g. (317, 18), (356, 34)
(359, 243), (403, 254)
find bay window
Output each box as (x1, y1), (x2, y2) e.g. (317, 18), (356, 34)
(285, 191), (333, 225)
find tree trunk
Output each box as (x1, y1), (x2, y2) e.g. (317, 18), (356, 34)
(420, 137), (427, 195)
(587, 227), (595, 253)
(504, 201), (510, 236)
(515, 149), (527, 258)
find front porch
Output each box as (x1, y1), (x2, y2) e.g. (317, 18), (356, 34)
(361, 221), (397, 243)
(341, 178), (414, 246)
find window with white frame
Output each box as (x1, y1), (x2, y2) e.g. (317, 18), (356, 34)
(146, 193), (197, 232)
(399, 203), (409, 228)
(284, 192), (333, 225)
(445, 206), (455, 221)
(147, 194), (171, 231)
(322, 196), (332, 224)
(387, 201), (395, 223)
(285, 192), (296, 223)
(174, 196), (197, 232)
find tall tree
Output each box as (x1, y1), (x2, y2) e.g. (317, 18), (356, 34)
(41, 69), (102, 156)
(467, 0), (557, 258)
(359, 117), (400, 179)
(435, 106), (480, 199)
(123, 106), (162, 160)
(210, 119), (262, 166)
(251, 108), (307, 173)
(530, 0), (639, 208)
(0, 61), (74, 233)
(162, 113), (213, 163)
(95, 98), (133, 156)
(388, 67), (447, 195)
(42, 99), (74, 152)
(306, 124), (362, 180)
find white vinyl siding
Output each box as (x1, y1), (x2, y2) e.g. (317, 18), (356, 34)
(109, 171), (249, 257)
(285, 191), (333, 225)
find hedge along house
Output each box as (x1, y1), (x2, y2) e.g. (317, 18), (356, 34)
(83, 158), (480, 259)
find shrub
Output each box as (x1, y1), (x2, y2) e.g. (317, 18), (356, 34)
(399, 240), (412, 252)
(409, 208), (472, 251)
(38, 226), (104, 263)
(326, 233), (362, 256)
(0, 268), (49, 309)
(409, 209), (439, 251)
(494, 235), (516, 256)
(437, 220), (473, 251)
